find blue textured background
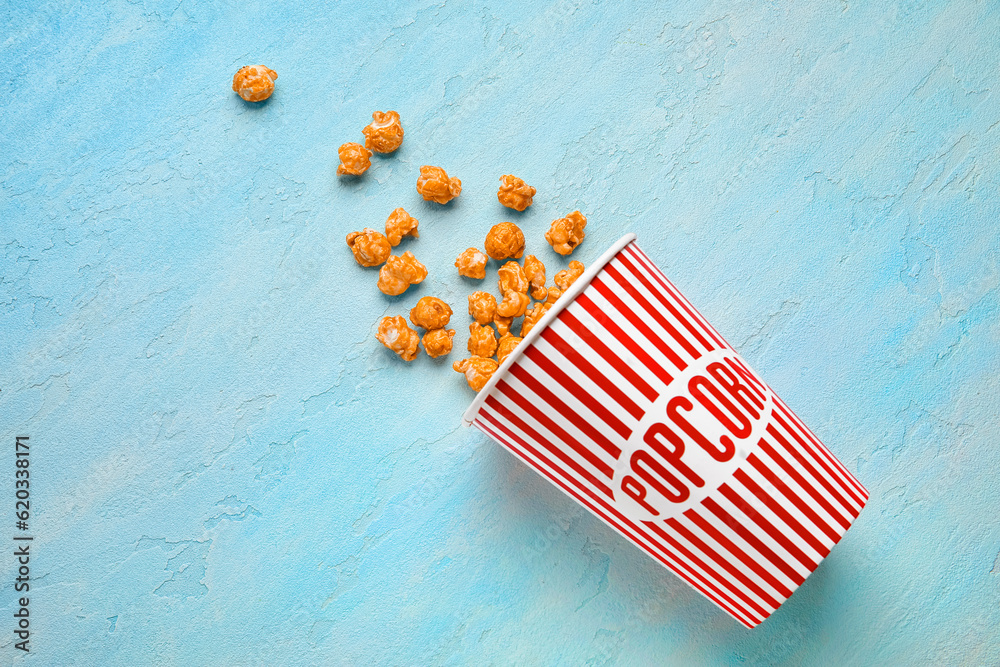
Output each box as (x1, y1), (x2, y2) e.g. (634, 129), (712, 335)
(2, 1), (999, 664)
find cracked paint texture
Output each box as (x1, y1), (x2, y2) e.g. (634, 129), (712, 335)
(1, 0), (999, 664)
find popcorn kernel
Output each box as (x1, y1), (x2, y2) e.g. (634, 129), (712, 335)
(337, 142), (373, 176)
(495, 315), (513, 336)
(409, 296), (453, 330)
(522, 255), (547, 300)
(376, 315), (420, 361)
(377, 251), (427, 296)
(497, 174), (536, 211)
(484, 222), (525, 260)
(385, 207), (419, 246)
(545, 210), (587, 255)
(520, 302), (550, 338)
(362, 110), (404, 153)
(468, 291), (498, 325)
(422, 328), (455, 358)
(497, 261), (529, 295)
(346, 228), (392, 267)
(455, 247), (488, 279)
(232, 65), (277, 102)
(416, 165), (462, 204)
(453, 356), (499, 392)
(496, 289), (530, 318)
(497, 333), (522, 364)
(468, 323), (498, 358)
(554, 260), (585, 292)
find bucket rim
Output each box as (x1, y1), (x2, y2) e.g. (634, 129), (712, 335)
(461, 233), (638, 426)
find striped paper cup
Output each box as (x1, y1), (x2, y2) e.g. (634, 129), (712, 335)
(462, 234), (868, 628)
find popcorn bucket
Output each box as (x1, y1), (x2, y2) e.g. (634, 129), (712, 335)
(462, 234), (868, 628)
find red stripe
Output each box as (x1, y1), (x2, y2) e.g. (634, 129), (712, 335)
(772, 406), (865, 509)
(523, 345), (632, 441)
(768, 417), (861, 519)
(617, 252), (715, 354)
(774, 397), (868, 500)
(756, 435), (850, 533)
(683, 508), (794, 598)
(734, 469), (830, 558)
(719, 483), (818, 571)
(747, 450), (842, 543)
(665, 518), (780, 610)
(602, 264), (702, 362)
(643, 521), (771, 620)
(508, 363), (622, 460)
(576, 292), (675, 387)
(701, 496), (806, 586)
(558, 309), (659, 402)
(475, 413), (761, 627)
(485, 395), (614, 497)
(589, 277), (688, 374)
(626, 246), (727, 350)
(540, 328), (645, 420)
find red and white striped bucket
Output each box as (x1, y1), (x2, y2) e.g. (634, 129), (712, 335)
(462, 234), (868, 628)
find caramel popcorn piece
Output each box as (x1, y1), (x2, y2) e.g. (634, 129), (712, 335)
(376, 315), (420, 361)
(497, 261), (529, 295)
(455, 247), (488, 279)
(385, 207), (419, 246)
(554, 260), (585, 292)
(520, 301), (551, 338)
(467, 323), (498, 357)
(497, 174), (536, 211)
(497, 289), (530, 318)
(362, 110), (404, 153)
(496, 333), (522, 364)
(337, 142), (373, 176)
(484, 222), (525, 260)
(422, 328), (455, 359)
(494, 315), (513, 336)
(232, 65), (277, 102)
(377, 251), (427, 296)
(416, 165), (462, 204)
(545, 286), (562, 304)
(346, 228), (392, 267)
(545, 210), (587, 255)
(468, 291), (497, 325)
(522, 255), (547, 300)
(453, 356), (499, 392)
(409, 296), (452, 330)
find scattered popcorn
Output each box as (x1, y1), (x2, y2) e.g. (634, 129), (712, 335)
(546, 286), (562, 304)
(468, 291), (498, 325)
(497, 174), (536, 211)
(337, 142), (373, 176)
(554, 260), (585, 292)
(520, 301), (550, 338)
(497, 261), (529, 295)
(467, 323), (498, 357)
(453, 356), (499, 392)
(484, 222), (525, 260)
(409, 296), (452, 330)
(377, 251), (427, 296)
(416, 165), (462, 204)
(522, 255), (547, 300)
(385, 207), (419, 246)
(495, 315), (513, 336)
(232, 65), (277, 102)
(376, 315), (420, 361)
(422, 328), (456, 358)
(497, 333), (522, 364)
(362, 110), (404, 153)
(497, 289), (530, 318)
(346, 228), (392, 267)
(455, 247), (488, 279)
(545, 210), (587, 255)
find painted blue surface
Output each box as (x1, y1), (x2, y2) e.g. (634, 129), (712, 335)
(1, 1), (999, 664)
